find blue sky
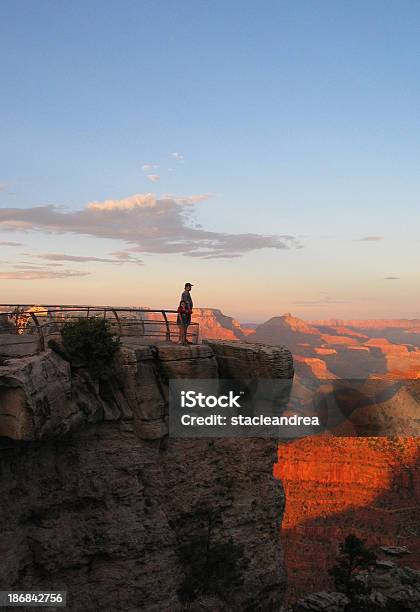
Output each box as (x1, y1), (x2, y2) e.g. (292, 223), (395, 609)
(1, 1), (419, 320)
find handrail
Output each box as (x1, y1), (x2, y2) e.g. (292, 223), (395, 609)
(0, 305), (199, 351)
(111, 308), (122, 335)
(0, 304), (180, 312)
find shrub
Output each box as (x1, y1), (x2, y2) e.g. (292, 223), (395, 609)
(329, 533), (377, 610)
(50, 317), (120, 378)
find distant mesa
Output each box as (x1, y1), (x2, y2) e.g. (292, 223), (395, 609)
(194, 308), (249, 341)
(247, 313), (322, 351)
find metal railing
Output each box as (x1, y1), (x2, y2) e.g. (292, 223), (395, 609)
(0, 305), (199, 351)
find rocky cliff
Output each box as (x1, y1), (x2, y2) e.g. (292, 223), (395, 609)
(193, 308), (250, 341)
(275, 437), (420, 606)
(0, 341), (286, 612)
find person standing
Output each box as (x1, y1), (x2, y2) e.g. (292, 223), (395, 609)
(177, 300), (190, 345)
(180, 282), (193, 342)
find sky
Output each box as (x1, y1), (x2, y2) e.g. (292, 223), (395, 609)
(1, 0), (419, 321)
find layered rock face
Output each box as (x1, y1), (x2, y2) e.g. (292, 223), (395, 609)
(245, 313), (420, 605)
(192, 308), (249, 341)
(275, 437), (420, 606)
(0, 341), (286, 611)
(204, 339), (294, 380)
(250, 314), (322, 353)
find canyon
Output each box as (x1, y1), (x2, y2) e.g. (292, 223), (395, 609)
(194, 309), (420, 606)
(1, 305), (419, 608)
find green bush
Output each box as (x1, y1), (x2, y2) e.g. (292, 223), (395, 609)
(51, 317), (120, 378)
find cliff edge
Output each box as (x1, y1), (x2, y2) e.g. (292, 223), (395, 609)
(0, 341), (290, 611)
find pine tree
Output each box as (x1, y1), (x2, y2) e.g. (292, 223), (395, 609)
(329, 534), (377, 603)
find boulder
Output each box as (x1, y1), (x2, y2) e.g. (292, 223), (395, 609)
(292, 592), (349, 612)
(380, 545), (410, 556)
(0, 334), (40, 357)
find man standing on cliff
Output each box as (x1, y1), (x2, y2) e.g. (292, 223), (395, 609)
(180, 282), (193, 341)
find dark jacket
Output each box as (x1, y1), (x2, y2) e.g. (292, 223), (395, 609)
(181, 290), (193, 311)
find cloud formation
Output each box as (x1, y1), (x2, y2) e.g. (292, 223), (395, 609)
(142, 164), (158, 171)
(33, 252), (143, 265)
(0, 241), (22, 246)
(356, 236), (384, 242)
(171, 152), (184, 162)
(0, 183), (8, 192)
(147, 174), (160, 182)
(0, 269), (89, 280)
(384, 276), (400, 280)
(0, 193), (299, 258)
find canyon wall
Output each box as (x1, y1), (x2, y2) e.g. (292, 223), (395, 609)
(275, 436), (420, 606)
(0, 341), (287, 612)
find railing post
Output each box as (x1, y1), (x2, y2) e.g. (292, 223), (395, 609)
(161, 310), (171, 341)
(29, 311), (45, 351)
(111, 308), (122, 336)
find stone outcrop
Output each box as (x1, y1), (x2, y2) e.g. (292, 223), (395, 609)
(0, 334), (41, 358)
(291, 592), (350, 612)
(290, 563), (420, 611)
(204, 339), (294, 381)
(0, 341), (287, 611)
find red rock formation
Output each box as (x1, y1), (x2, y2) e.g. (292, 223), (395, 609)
(321, 325), (369, 339)
(192, 308), (247, 340)
(314, 348), (337, 356)
(319, 334), (360, 346)
(294, 355), (337, 380)
(275, 437), (420, 605)
(310, 319), (420, 330)
(250, 314), (322, 352)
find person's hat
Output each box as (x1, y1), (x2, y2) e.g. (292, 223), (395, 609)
(185, 282), (194, 287)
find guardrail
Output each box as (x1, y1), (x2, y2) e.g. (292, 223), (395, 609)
(0, 305), (199, 351)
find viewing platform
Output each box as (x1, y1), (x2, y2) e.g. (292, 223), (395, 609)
(0, 304), (199, 357)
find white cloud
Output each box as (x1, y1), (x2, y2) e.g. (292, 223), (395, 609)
(110, 251), (144, 264)
(142, 164), (159, 171)
(171, 152), (184, 162)
(88, 193), (156, 210)
(0, 193), (300, 258)
(147, 174), (160, 182)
